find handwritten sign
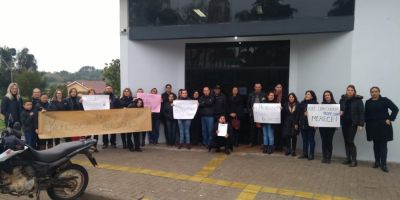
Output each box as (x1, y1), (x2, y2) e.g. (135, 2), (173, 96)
(253, 103), (281, 124)
(173, 100), (198, 119)
(82, 95), (110, 110)
(38, 108), (152, 139)
(137, 93), (162, 113)
(218, 123), (228, 137)
(307, 104), (340, 127)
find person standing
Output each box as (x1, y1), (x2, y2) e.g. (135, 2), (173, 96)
(119, 88), (134, 149)
(34, 94), (51, 149)
(161, 84), (177, 146)
(190, 90), (202, 145)
(298, 90), (318, 160)
(85, 88), (99, 152)
(339, 85), (364, 167)
(282, 93), (300, 156)
(1, 83), (23, 128)
(274, 83), (287, 151)
(150, 88), (161, 145)
(31, 88), (41, 107)
(213, 85), (227, 120)
(262, 91), (277, 154)
(199, 86), (215, 147)
(64, 88), (83, 142)
(102, 85), (119, 149)
(126, 98), (143, 152)
(163, 94), (178, 146)
(177, 89), (193, 149)
(227, 86), (244, 147)
(319, 90), (337, 164)
(365, 86), (398, 172)
(48, 89), (67, 146)
(247, 83), (265, 147)
(20, 100), (36, 149)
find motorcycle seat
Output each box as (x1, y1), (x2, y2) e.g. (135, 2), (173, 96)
(30, 141), (87, 163)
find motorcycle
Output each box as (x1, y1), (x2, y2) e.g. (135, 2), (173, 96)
(0, 127), (97, 200)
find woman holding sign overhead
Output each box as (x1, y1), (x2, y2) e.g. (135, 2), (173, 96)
(177, 89), (193, 150)
(298, 90), (318, 160)
(339, 85), (364, 167)
(261, 91), (278, 154)
(319, 90), (337, 164)
(365, 87), (398, 172)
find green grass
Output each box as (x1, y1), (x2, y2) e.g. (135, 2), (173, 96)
(0, 118), (4, 130)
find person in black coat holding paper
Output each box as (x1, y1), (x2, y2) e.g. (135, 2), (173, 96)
(126, 98), (143, 152)
(119, 88), (134, 149)
(298, 90), (318, 160)
(339, 85), (364, 167)
(282, 93), (300, 156)
(209, 115), (233, 155)
(163, 94), (178, 146)
(365, 86), (398, 172)
(319, 90), (337, 164)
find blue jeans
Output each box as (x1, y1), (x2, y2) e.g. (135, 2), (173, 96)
(178, 120), (191, 144)
(262, 124), (274, 146)
(301, 128), (316, 156)
(201, 116), (214, 145)
(150, 119), (160, 144)
(24, 130), (37, 149)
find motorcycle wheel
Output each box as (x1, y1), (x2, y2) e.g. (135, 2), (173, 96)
(47, 164), (89, 200)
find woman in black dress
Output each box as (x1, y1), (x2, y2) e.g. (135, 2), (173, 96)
(365, 86), (398, 172)
(282, 93), (300, 156)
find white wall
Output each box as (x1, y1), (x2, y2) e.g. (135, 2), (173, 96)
(120, 0), (400, 162)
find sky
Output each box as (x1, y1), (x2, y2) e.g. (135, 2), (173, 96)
(0, 0), (120, 72)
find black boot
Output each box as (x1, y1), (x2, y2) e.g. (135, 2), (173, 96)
(342, 144), (351, 165)
(349, 145), (358, 167)
(381, 165), (389, 173)
(262, 145), (268, 154)
(373, 160), (380, 168)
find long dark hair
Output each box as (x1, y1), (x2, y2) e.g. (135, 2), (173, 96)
(304, 90), (317, 103)
(135, 98), (144, 108)
(287, 92), (298, 104)
(322, 90), (336, 104)
(265, 91), (276, 102)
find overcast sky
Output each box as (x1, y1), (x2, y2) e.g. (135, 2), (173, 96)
(0, 0), (120, 72)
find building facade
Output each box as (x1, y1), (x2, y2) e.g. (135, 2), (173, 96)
(120, 0), (400, 162)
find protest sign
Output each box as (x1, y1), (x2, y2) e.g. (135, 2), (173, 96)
(137, 93), (162, 113)
(38, 108), (151, 139)
(253, 103), (281, 124)
(218, 123), (228, 137)
(307, 104), (340, 127)
(173, 100), (198, 119)
(82, 95), (110, 110)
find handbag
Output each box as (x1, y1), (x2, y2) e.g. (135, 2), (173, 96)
(231, 117), (241, 130)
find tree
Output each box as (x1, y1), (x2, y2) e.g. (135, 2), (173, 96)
(16, 48), (37, 71)
(15, 71), (47, 98)
(102, 59), (120, 96)
(0, 46), (16, 95)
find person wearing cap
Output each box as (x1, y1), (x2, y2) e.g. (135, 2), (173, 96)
(213, 84), (227, 120)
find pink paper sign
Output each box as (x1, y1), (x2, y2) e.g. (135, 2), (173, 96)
(137, 93), (162, 113)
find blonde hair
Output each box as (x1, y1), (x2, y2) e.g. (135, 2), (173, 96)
(5, 83), (21, 100)
(52, 89), (64, 101)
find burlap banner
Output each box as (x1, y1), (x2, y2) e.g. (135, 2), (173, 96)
(38, 108), (152, 139)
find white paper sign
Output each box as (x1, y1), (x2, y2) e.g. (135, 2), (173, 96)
(253, 103), (281, 124)
(218, 123), (228, 137)
(82, 95), (110, 110)
(307, 104), (340, 128)
(173, 100), (198, 119)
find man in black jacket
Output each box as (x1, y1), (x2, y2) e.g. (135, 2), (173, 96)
(199, 87), (215, 146)
(102, 85), (119, 149)
(247, 83), (265, 147)
(213, 85), (227, 120)
(34, 94), (51, 149)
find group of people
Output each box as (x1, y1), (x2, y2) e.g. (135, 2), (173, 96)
(1, 82), (398, 172)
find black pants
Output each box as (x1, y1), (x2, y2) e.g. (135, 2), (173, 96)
(274, 125), (283, 150)
(127, 132), (141, 150)
(249, 117), (262, 145)
(373, 140), (388, 166)
(286, 135), (297, 153)
(121, 133), (127, 146)
(320, 128), (335, 160)
(103, 134), (116, 146)
(342, 123), (358, 162)
(190, 115), (202, 145)
(210, 136), (233, 151)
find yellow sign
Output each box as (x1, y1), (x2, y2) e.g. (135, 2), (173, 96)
(38, 108), (151, 139)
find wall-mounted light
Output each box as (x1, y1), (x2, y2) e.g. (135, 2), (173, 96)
(234, 36), (238, 40)
(193, 9), (206, 18)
